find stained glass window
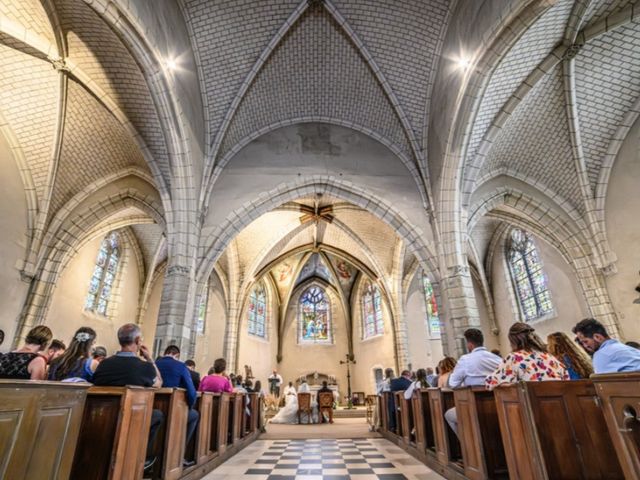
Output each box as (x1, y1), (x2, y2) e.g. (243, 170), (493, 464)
(508, 228), (553, 321)
(196, 286), (208, 335)
(248, 283), (267, 338)
(362, 281), (384, 338)
(85, 232), (120, 315)
(422, 273), (441, 338)
(299, 286), (331, 344)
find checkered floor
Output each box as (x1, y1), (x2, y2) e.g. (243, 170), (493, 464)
(204, 438), (444, 480)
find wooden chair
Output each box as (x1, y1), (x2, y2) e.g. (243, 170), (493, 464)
(494, 380), (624, 479)
(592, 372), (640, 480)
(0, 380), (88, 480)
(365, 395), (376, 426)
(297, 392), (313, 424)
(318, 392), (334, 423)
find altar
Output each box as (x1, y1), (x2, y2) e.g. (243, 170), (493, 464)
(296, 372), (340, 403)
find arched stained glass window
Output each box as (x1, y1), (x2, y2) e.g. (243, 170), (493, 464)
(299, 286), (331, 344)
(85, 232), (120, 315)
(362, 281), (384, 338)
(248, 283), (267, 338)
(508, 228), (553, 321)
(422, 273), (441, 338)
(195, 286), (208, 335)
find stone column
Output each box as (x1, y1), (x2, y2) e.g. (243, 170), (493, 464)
(440, 264), (481, 358)
(153, 263), (195, 356)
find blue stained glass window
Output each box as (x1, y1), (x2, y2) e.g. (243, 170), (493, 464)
(299, 286), (331, 344)
(362, 281), (384, 338)
(422, 274), (441, 339)
(508, 229), (553, 321)
(85, 232), (120, 315)
(248, 283), (267, 338)
(195, 286), (207, 335)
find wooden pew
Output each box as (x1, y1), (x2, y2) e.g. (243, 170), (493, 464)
(412, 388), (436, 454)
(395, 391), (412, 446)
(494, 380), (624, 480)
(378, 393), (389, 432)
(234, 393), (245, 440)
(0, 380), (88, 480)
(428, 388), (462, 470)
(393, 391), (404, 440)
(149, 388), (189, 480)
(71, 386), (155, 480)
(248, 393), (259, 432)
(453, 387), (507, 480)
(194, 392), (214, 465)
(592, 373), (640, 480)
(214, 393), (231, 456)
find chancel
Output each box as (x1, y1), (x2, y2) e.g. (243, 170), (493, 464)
(1, 0), (640, 479)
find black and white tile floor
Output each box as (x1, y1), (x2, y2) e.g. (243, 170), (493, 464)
(202, 438), (444, 480)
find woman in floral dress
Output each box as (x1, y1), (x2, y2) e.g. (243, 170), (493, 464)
(486, 322), (568, 390)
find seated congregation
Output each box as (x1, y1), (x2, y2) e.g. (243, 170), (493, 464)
(0, 323), (263, 480)
(375, 318), (640, 480)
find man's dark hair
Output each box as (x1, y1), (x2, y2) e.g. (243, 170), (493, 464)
(213, 358), (226, 374)
(625, 341), (640, 349)
(463, 328), (484, 347)
(164, 345), (180, 356)
(322, 380), (328, 388)
(49, 339), (66, 351)
(185, 359), (196, 367)
(401, 370), (411, 377)
(572, 318), (609, 338)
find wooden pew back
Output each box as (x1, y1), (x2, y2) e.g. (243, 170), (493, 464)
(454, 387), (507, 480)
(494, 380), (624, 480)
(412, 389), (436, 452)
(0, 380), (88, 480)
(592, 373), (640, 480)
(151, 388), (189, 480)
(71, 386), (154, 480)
(428, 388), (462, 467)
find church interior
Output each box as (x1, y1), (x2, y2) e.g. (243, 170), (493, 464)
(1, 0), (640, 479)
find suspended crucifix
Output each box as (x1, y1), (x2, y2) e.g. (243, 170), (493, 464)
(298, 194), (333, 248)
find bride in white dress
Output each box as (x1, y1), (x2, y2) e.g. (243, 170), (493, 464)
(269, 382), (299, 424)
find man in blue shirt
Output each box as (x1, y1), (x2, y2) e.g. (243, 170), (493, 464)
(573, 318), (640, 374)
(156, 345), (199, 467)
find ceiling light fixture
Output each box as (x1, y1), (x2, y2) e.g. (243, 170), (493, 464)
(455, 55), (472, 71)
(165, 58), (178, 71)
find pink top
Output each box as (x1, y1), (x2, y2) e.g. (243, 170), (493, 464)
(199, 374), (233, 393)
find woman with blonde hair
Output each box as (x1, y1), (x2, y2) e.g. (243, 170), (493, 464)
(547, 331), (593, 380)
(437, 357), (457, 388)
(485, 322), (568, 390)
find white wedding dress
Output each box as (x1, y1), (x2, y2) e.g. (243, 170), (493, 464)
(270, 387), (299, 424)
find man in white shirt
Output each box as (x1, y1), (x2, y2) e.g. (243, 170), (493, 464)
(444, 328), (501, 435)
(268, 370), (283, 396)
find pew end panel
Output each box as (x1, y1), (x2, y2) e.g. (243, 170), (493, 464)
(71, 386), (154, 480)
(593, 373), (640, 480)
(494, 383), (549, 480)
(454, 387), (507, 480)
(151, 388), (189, 480)
(0, 380), (88, 480)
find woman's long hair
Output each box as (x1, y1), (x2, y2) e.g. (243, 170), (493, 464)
(547, 331), (593, 378)
(49, 327), (96, 380)
(438, 357), (457, 374)
(415, 368), (429, 388)
(508, 322), (547, 352)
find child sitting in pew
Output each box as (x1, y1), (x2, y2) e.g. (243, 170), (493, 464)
(48, 327), (98, 382)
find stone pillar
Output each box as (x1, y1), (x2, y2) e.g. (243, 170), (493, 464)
(440, 264), (481, 358)
(222, 303), (241, 374)
(153, 264), (195, 356)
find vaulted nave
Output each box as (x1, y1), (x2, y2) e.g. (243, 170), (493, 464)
(1, 1), (640, 479)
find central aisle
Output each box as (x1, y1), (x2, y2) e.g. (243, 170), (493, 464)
(202, 437), (445, 480)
